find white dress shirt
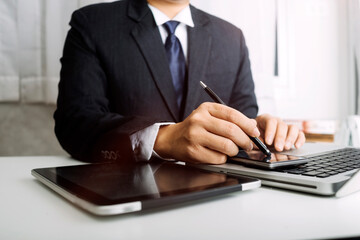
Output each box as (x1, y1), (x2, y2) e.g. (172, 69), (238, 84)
(147, 4), (194, 62)
(129, 4), (194, 161)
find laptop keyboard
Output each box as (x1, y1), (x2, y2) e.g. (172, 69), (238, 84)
(276, 148), (360, 178)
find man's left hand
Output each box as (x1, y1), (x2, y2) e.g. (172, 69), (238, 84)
(256, 114), (306, 151)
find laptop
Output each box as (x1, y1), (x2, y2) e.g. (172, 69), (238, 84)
(194, 143), (360, 197)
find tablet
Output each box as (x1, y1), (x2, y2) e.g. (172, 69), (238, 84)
(229, 150), (309, 169)
(32, 161), (260, 216)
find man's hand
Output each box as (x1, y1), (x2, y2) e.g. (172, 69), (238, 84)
(154, 102), (260, 164)
(256, 114), (306, 152)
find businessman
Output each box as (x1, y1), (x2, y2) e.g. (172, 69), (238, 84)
(54, 0), (305, 164)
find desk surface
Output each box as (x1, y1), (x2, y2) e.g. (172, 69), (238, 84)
(1, 151), (360, 240)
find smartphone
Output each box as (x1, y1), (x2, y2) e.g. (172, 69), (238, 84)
(229, 150), (309, 170)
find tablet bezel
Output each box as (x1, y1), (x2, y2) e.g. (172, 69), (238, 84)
(32, 162), (260, 215)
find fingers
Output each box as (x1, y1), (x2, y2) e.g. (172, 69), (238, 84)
(275, 124), (306, 151)
(295, 131), (306, 149)
(201, 103), (260, 138)
(199, 129), (240, 157)
(284, 125), (300, 150)
(155, 102), (307, 165)
(274, 121), (288, 151)
(204, 117), (253, 152)
(186, 144), (228, 165)
(154, 121), (228, 164)
(256, 114), (306, 151)
(197, 102), (256, 152)
(256, 114), (280, 147)
(178, 102), (259, 163)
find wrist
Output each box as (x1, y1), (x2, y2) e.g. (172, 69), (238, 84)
(154, 125), (174, 159)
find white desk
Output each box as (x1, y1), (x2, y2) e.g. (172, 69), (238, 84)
(1, 155), (360, 240)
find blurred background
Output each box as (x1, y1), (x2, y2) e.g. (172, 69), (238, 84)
(0, 0), (359, 156)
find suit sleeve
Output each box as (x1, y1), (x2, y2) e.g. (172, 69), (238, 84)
(54, 10), (154, 163)
(228, 30), (258, 119)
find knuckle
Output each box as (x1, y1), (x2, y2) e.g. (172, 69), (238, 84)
(294, 126), (301, 134)
(280, 121), (288, 130)
(225, 109), (237, 122)
(251, 119), (258, 127)
(282, 123), (289, 129)
(268, 117), (278, 126)
(188, 115), (204, 128)
(266, 113), (273, 118)
(188, 117), (196, 126)
(248, 119), (257, 130)
(225, 123), (237, 138)
(220, 140), (233, 154)
(199, 102), (211, 110)
(185, 127), (198, 141)
(259, 113), (270, 122)
(289, 124), (299, 135)
(263, 113), (271, 119)
(189, 112), (200, 123)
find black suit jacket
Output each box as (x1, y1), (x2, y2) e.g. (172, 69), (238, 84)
(54, 0), (258, 162)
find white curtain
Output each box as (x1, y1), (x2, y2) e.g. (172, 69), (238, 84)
(0, 0), (111, 104)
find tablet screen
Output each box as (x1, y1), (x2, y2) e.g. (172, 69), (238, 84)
(33, 161), (259, 207)
(235, 150), (305, 163)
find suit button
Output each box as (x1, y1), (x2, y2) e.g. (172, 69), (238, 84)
(111, 151), (117, 160)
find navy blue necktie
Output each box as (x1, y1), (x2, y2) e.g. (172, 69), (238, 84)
(164, 21), (186, 108)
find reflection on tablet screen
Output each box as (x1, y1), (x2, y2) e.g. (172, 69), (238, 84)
(53, 162), (237, 203)
(236, 150), (303, 163)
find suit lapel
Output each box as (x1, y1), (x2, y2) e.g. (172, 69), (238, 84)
(182, 6), (212, 119)
(129, 0), (180, 121)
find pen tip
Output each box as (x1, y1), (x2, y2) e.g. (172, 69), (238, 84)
(199, 81), (207, 89)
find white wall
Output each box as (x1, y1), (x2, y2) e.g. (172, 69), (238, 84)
(191, 0), (278, 115)
(274, 0), (351, 120)
(0, 0), (355, 121)
(192, 0), (353, 120)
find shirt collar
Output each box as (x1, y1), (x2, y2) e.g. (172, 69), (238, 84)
(148, 4), (195, 28)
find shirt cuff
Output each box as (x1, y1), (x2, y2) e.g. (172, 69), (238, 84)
(130, 122), (175, 161)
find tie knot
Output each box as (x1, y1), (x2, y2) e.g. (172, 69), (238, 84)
(164, 21), (180, 35)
